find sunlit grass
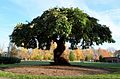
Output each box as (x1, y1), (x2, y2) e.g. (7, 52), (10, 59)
(0, 71), (120, 79)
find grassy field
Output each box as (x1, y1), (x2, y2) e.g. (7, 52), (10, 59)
(0, 61), (120, 79)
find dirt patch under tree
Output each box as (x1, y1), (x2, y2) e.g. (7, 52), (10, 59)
(2, 66), (110, 76)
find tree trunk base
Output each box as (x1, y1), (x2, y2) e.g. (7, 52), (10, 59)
(50, 62), (71, 66)
(51, 57), (71, 65)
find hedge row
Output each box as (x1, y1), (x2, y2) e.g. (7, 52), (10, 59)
(0, 57), (21, 64)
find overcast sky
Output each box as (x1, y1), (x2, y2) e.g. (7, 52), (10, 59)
(0, 0), (120, 51)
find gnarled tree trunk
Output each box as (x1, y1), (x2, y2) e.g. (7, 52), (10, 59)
(53, 37), (70, 65)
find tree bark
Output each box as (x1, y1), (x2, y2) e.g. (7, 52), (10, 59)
(53, 37), (70, 65)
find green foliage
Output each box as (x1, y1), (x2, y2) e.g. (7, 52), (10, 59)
(85, 56), (88, 61)
(10, 7), (115, 50)
(85, 54), (93, 61)
(99, 55), (103, 62)
(0, 57), (21, 64)
(69, 51), (75, 61)
(32, 55), (43, 60)
(99, 55), (106, 62)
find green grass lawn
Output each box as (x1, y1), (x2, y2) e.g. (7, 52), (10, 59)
(0, 61), (120, 79)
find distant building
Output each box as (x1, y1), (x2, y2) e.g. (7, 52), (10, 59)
(104, 57), (120, 63)
(102, 50), (120, 63)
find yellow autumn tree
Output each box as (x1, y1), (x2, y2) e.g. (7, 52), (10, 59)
(61, 49), (70, 61)
(18, 47), (30, 60)
(74, 48), (84, 61)
(30, 48), (43, 60)
(43, 50), (53, 60)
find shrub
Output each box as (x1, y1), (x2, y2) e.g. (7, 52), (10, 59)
(69, 51), (75, 61)
(0, 57), (21, 64)
(32, 55), (43, 60)
(99, 55), (106, 62)
(99, 55), (103, 62)
(84, 54), (93, 61)
(85, 56), (88, 61)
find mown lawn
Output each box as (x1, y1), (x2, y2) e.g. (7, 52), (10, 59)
(0, 61), (120, 79)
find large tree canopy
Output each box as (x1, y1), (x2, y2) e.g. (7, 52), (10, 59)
(10, 7), (115, 49)
(10, 7), (115, 64)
